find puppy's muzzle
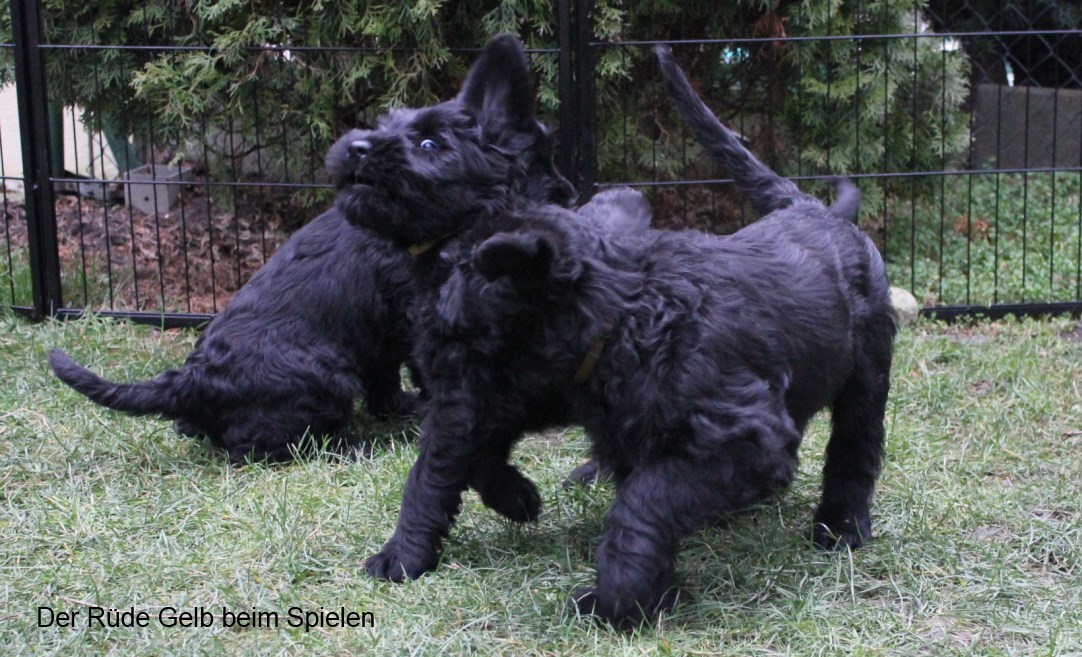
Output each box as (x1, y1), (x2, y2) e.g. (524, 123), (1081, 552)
(348, 139), (371, 160)
(346, 139), (374, 185)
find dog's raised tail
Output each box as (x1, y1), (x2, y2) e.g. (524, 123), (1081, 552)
(829, 177), (861, 222)
(48, 349), (189, 418)
(654, 45), (819, 215)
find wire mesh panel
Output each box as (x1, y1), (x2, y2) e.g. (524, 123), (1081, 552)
(37, 29), (372, 316)
(2, 2), (564, 323)
(2, 1), (1080, 321)
(42, 38), (320, 317)
(920, 0), (1082, 310)
(583, 0), (1081, 315)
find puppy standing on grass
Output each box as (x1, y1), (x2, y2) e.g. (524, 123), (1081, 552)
(47, 36), (574, 465)
(358, 46), (896, 629)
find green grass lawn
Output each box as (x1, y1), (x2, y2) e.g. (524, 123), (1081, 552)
(2, 311), (1081, 655)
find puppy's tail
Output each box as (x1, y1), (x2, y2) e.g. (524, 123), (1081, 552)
(654, 45), (819, 216)
(828, 177), (861, 222)
(48, 349), (190, 418)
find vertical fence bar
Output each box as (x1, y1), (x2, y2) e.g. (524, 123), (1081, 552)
(572, 0), (596, 201)
(556, 0), (577, 189)
(10, 0), (61, 319)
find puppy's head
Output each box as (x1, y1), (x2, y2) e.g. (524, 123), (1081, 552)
(465, 189), (651, 303)
(328, 35), (574, 248)
(427, 222), (579, 365)
(471, 230), (570, 291)
(457, 220), (586, 329)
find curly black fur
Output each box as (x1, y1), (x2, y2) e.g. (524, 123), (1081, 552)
(47, 35), (573, 465)
(352, 45), (896, 630)
(48, 211), (416, 464)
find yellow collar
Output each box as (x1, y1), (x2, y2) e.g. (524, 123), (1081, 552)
(572, 321), (614, 385)
(408, 240), (436, 256)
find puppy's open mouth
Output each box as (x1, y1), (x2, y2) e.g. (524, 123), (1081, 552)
(346, 173), (377, 189)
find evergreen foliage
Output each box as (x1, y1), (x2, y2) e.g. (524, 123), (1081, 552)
(587, 0), (970, 219)
(2, 0), (972, 222)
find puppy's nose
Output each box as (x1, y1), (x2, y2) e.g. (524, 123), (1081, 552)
(348, 139), (371, 159)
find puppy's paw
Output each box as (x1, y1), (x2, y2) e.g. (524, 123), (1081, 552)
(368, 390), (422, 420)
(173, 418), (205, 438)
(364, 540), (437, 582)
(567, 586), (679, 630)
(491, 476), (542, 523)
(809, 517), (872, 551)
(561, 459), (609, 488)
(569, 586), (603, 617)
(474, 465), (542, 523)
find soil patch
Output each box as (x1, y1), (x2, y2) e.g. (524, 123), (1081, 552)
(3, 180), (300, 313)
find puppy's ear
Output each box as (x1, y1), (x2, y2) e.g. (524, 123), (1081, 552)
(473, 232), (555, 287)
(458, 35), (538, 141)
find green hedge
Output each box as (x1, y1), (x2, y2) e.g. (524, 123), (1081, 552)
(2, 0), (970, 221)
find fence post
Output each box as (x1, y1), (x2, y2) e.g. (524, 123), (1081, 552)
(556, 0), (577, 190)
(11, 0), (62, 319)
(571, 0), (596, 201)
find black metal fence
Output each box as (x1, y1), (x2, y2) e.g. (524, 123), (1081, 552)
(2, 1), (1080, 326)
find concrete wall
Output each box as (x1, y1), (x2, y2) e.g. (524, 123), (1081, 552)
(971, 83), (1082, 170)
(1, 85), (122, 200)
(0, 84), (23, 197)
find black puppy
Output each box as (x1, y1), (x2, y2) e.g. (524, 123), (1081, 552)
(357, 46), (895, 629)
(47, 35), (573, 465)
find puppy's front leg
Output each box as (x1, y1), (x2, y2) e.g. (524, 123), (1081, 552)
(365, 448), (467, 581)
(469, 444), (542, 523)
(365, 409), (476, 582)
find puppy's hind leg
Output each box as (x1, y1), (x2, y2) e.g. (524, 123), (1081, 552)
(219, 415), (292, 464)
(573, 406), (801, 628)
(219, 398), (356, 465)
(362, 360), (420, 420)
(813, 316), (894, 550)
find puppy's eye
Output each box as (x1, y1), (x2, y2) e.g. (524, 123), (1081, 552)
(418, 138), (439, 151)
